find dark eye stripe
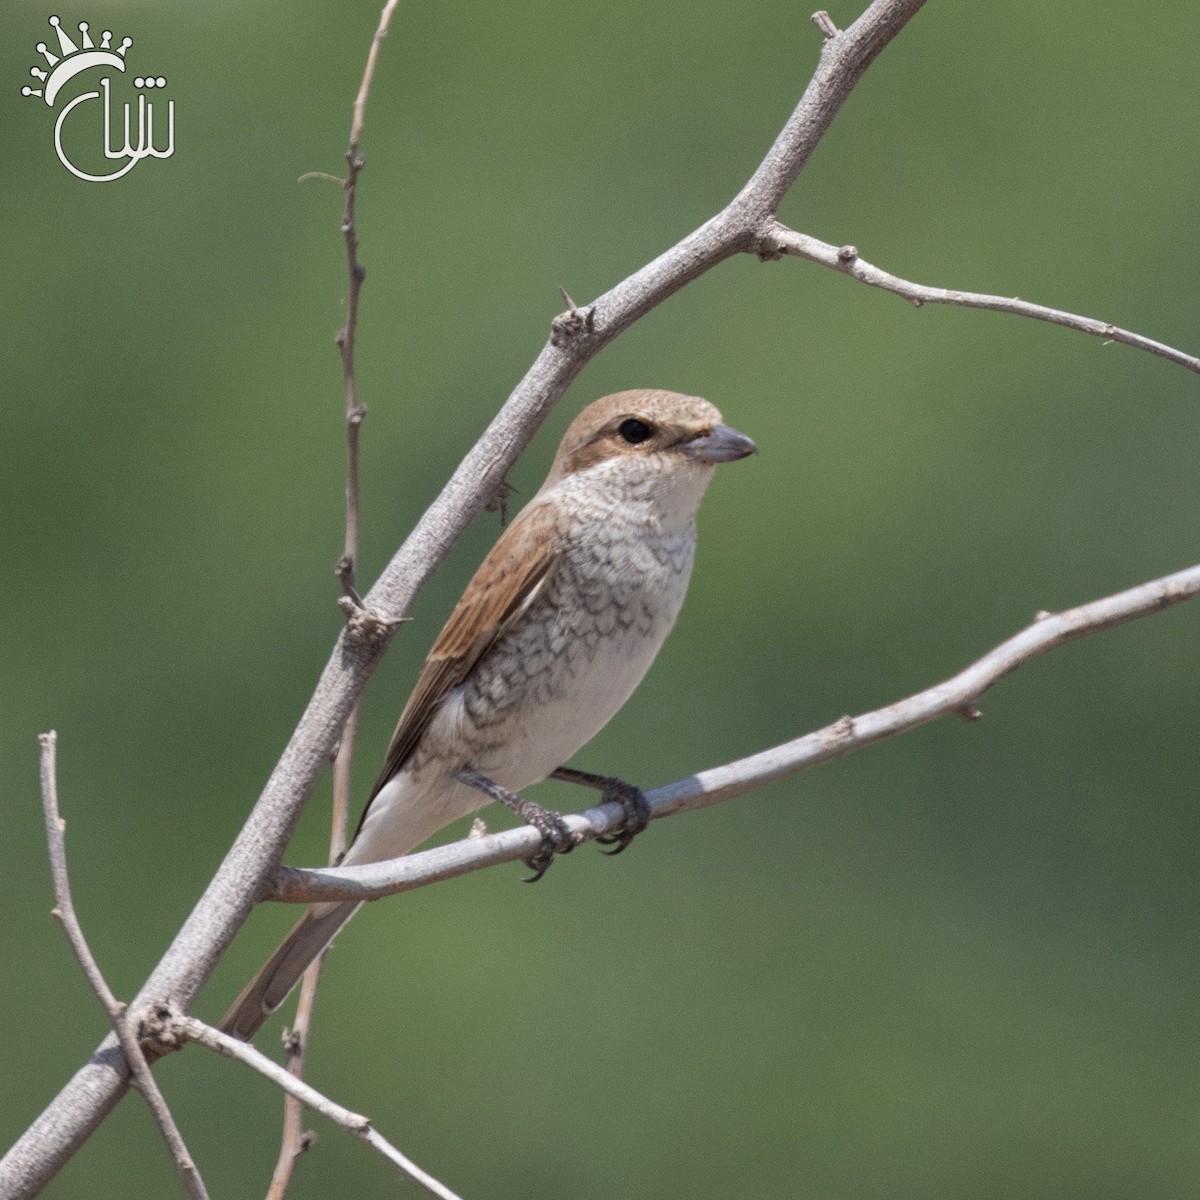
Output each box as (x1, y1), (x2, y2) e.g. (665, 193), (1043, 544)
(618, 418), (653, 444)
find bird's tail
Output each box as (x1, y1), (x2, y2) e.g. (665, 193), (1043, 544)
(218, 900), (360, 1041)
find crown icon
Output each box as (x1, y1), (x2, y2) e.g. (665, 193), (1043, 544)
(21, 15), (131, 106)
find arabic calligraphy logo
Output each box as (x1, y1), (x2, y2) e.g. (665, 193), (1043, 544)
(21, 15), (175, 183)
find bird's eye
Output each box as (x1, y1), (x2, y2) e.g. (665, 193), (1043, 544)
(617, 418), (653, 445)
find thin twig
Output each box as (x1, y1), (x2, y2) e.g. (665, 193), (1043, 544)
(268, 561), (1200, 904)
(264, 941), (328, 1200)
(37, 733), (210, 1200)
(336, 0), (404, 599)
(760, 221), (1200, 375)
(335, 0), (400, 596)
(175, 1016), (464, 1200)
(264, 998), (317, 1200)
(269, 7), (402, 1196)
(350, 1), (403, 152)
(812, 11), (841, 39)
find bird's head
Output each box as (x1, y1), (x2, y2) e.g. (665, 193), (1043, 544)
(539, 389), (757, 522)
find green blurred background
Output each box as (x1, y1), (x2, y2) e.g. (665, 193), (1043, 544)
(4, 1), (1200, 1196)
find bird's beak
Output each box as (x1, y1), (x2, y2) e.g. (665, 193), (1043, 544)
(680, 424), (758, 464)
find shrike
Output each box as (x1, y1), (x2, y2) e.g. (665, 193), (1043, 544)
(220, 389), (756, 1040)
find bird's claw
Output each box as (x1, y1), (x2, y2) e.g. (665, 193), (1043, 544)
(521, 805), (581, 883)
(594, 779), (651, 856)
(451, 768), (582, 881)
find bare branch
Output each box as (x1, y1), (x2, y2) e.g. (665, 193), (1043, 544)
(269, 561), (1200, 904)
(335, 0), (403, 597)
(759, 221), (1200, 375)
(349, 1), (403, 153)
(264, 981), (320, 1200)
(271, 7), (404, 1195)
(37, 733), (210, 1200)
(812, 11), (841, 39)
(173, 1016), (464, 1200)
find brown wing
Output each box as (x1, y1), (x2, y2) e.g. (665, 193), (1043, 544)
(358, 500), (559, 822)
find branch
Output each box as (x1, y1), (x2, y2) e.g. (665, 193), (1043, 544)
(270, 6), (402, 1195)
(759, 221), (1200, 375)
(334, 0), (400, 599)
(37, 734), (210, 1200)
(171, 1016), (464, 1200)
(268, 561), (1200, 904)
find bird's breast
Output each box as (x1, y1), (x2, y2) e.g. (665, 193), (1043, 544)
(456, 519), (697, 789)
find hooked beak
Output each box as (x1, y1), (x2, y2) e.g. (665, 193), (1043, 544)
(680, 424), (758, 464)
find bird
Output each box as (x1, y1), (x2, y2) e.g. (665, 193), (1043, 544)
(219, 388), (756, 1040)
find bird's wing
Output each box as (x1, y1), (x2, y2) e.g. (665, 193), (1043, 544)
(358, 499), (559, 821)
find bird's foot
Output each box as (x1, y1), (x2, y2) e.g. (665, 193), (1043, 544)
(550, 767), (650, 856)
(519, 804), (580, 882)
(454, 768), (581, 882)
(594, 778), (650, 855)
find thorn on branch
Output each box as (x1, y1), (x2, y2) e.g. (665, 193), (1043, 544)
(812, 10), (841, 39)
(956, 701), (983, 722)
(550, 287), (596, 348)
(1033, 609), (1053, 622)
(298, 1130), (317, 1154)
(348, 403), (367, 428)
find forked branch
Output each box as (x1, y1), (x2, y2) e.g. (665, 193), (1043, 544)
(172, 1016), (463, 1200)
(38, 734), (209, 1200)
(758, 222), (1200, 375)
